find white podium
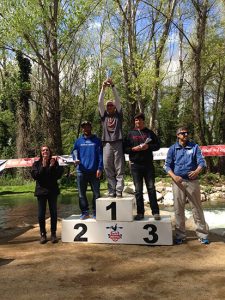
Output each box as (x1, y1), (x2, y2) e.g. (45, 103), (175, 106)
(62, 215), (172, 245)
(96, 197), (135, 221)
(62, 196), (173, 245)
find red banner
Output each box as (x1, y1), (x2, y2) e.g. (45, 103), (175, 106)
(0, 145), (225, 172)
(200, 145), (225, 157)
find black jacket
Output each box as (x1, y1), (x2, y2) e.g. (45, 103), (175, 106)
(124, 127), (160, 164)
(31, 159), (64, 197)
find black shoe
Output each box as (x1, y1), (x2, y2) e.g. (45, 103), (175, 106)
(51, 233), (58, 244)
(153, 214), (161, 220)
(116, 192), (122, 198)
(108, 192), (116, 198)
(40, 233), (47, 244)
(134, 214), (144, 221)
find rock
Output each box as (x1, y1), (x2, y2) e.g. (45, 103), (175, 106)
(156, 186), (164, 193)
(123, 184), (134, 194)
(155, 181), (163, 187)
(208, 192), (225, 202)
(211, 187), (223, 192)
(156, 191), (163, 201)
(165, 186), (173, 192)
(200, 193), (207, 202)
(143, 193), (149, 203)
(163, 192), (174, 206)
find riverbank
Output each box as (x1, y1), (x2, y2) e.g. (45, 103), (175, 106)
(1, 208), (225, 300)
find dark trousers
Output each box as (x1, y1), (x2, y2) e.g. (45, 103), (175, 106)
(131, 163), (159, 215)
(37, 195), (57, 235)
(77, 172), (100, 213)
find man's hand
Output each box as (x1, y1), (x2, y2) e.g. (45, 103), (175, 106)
(102, 80), (111, 89)
(74, 160), (80, 166)
(132, 144), (148, 152)
(188, 170), (199, 180)
(107, 78), (114, 86)
(172, 175), (183, 184)
(96, 170), (102, 178)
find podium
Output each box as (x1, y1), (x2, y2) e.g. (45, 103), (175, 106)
(62, 196), (173, 245)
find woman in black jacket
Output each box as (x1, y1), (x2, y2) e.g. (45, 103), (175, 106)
(31, 145), (63, 244)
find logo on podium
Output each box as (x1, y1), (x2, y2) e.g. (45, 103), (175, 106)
(106, 224), (123, 242)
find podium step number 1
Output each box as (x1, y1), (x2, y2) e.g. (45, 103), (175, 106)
(62, 197), (173, 245)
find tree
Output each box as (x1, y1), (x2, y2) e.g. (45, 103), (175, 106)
(16, 51), (31, 159)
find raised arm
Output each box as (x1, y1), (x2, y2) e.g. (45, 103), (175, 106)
(112, 86), (121, 112)
(107, 78), (121, 112)
(98, 81), (108, 117)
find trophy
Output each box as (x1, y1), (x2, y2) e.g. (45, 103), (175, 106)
(105, 67), (112, 79)
(144, 137), (152, 144)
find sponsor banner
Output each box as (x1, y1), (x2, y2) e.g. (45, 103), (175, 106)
(0, 160), (7, 173)
(200, 145), (225, 157)
(0, 145), (224, 172)
(3, 157), (39, 169)
(153, 148), (169, 160)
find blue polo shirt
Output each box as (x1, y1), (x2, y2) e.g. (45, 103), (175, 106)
(164, 141), (206, 179)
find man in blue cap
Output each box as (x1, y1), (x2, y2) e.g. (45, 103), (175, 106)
(71, 121), (103, 219)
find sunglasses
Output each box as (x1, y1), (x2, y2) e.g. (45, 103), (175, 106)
(107, 104), (114, 107)
(178, 132), (189, 136)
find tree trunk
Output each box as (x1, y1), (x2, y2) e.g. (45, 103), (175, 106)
(41, 0), (62, 154)
(191, 0), (209, 144)
(149, 0), (177, 132)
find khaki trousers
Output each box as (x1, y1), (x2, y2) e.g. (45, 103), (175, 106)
(172, 179), (208, 239)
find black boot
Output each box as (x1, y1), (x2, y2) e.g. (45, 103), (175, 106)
(40, 233), (47, 244)
(51, 233), (58, 244)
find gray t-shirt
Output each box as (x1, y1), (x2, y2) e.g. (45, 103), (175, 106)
(101, 110), (123, 142)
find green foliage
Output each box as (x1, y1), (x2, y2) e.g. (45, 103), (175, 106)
(0, 0), (225, 177)
(200, 173), (224, 185)
(0, 110), (16, 158)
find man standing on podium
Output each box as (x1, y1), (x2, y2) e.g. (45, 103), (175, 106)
(124, 113), (161, 221)
(98, 76), (125, 198)
(71, 121), (103, 220)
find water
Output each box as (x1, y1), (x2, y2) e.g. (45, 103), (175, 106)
(0, 192), (80, 229)
(186, 205), (225, 230)
(1, 193), (225, 232)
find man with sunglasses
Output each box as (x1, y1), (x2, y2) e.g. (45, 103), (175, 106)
(164, 126), (209, 245)
(98, 78), (124, 198)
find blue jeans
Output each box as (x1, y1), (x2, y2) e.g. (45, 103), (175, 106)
(130, 163), (159, 215)
(37, 195), (57, 235)
(77, 172), (100, 213)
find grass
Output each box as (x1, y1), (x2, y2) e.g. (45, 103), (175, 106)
(0, 172), (224, 196)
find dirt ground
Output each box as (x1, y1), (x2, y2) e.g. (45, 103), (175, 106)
(1, 212), (225, 300)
